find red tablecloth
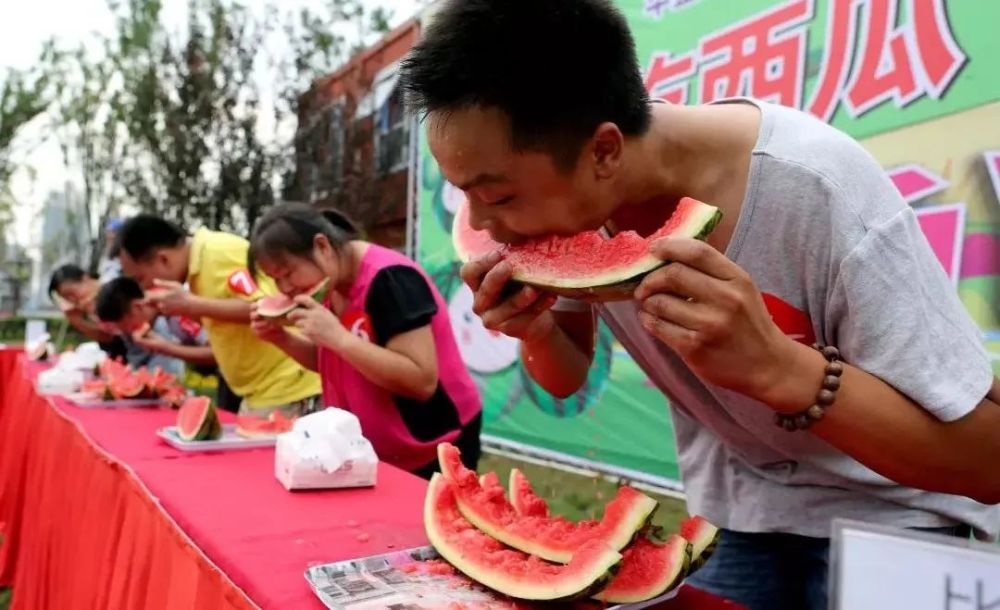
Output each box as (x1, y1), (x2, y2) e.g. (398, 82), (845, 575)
(0, 350), (741, 609)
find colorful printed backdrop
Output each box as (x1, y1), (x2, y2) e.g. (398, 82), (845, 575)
(416, 0), (1000, 487)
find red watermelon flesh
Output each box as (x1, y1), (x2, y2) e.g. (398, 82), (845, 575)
(593, 535), (690, 603)
(451, 197), (722, 301)
(235, 410), (295, 438)
(81, 380), (107, 395)
(437, 443), (657, 564)
(257, 278), (331, 318)
(109, 375), (145, 400)
(509, 468), (550, 518)
(424, 474), (621, 601)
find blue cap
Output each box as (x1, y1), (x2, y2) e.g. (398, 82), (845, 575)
(106, 218), (124, 232)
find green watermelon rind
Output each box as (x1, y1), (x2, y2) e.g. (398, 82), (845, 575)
(424, 474), (622, 601)
(438, 444), (659, 564)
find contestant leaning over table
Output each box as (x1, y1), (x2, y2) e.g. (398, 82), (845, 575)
(93, 277), (194, 377)
(92, 276), (245, 403)
(245, 202), (483, 479)
(116, 214), (322, 417)
(48, 263), (128, 361)
(399, 2), (1000, 609)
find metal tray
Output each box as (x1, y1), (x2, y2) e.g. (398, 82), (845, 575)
(65, 391), (167, 409)
(156, 424), (278, 452)
(305, 545), (683, 610)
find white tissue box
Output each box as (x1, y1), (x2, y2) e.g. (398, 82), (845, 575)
(274, 408), (378, 491)
(37, 368), (85, 395)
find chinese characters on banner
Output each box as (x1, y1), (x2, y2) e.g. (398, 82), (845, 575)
(644, 0), (967, 123)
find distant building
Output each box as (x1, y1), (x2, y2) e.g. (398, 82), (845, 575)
(26, 182), (90, 311)
(292, 19), (420, 253)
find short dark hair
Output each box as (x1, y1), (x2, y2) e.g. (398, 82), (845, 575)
(119, 214), (186, 261)
(48, 264), (89, 301)
(399, 0), (651, 168)
(247, 202), (358, 278)
(95, 277), (145, 322)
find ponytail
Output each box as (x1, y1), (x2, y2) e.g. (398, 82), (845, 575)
(319, 208), (359, 240)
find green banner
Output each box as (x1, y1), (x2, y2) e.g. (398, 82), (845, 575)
(416, 0), (1000, 486)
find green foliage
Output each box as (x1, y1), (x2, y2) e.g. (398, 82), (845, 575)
(35, 0), (392, 263)
(0, 65), (50, 247)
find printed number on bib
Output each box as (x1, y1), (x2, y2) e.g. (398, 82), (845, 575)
(227, 270), (258, 296)
(342, 311), (374, 343)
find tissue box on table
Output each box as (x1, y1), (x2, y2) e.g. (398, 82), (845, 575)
(275, 408), (378, 491)
(37, 367), (85, 395)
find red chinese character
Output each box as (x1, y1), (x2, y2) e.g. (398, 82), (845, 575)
(698, 0), (812, 108)
(812, 0), (967, 120)
(910, 0), (966, 98)
(843, 0), (920, 117)
(805, 0), (856, 122)
(644, 52), (696, 104)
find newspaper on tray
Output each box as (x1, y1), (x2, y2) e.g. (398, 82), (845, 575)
(304, 546), (682, 610)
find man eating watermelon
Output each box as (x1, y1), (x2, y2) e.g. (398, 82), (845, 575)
(398, 1), (1000, 609)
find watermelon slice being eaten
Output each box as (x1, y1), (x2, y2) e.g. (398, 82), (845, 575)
(424, 474), (621, 601)
(257, 278), (331, 319)
(437, 443), (657, 564)
(451, 197), (722, 302)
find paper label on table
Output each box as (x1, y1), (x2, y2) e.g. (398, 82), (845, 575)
(305, 546), (682, 610)
(831, 520), (1000, 610)
(25, 320), (47, 346)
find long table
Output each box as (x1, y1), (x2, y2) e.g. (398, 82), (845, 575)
(0, 349), (741, 609)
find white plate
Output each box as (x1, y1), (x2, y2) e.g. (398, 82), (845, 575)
(64, 391), (166, 409)
(156, 424), (278, 452)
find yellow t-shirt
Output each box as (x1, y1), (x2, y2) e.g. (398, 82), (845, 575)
(187, 228), (321, 409)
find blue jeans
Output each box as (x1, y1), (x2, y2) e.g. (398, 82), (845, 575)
(686, 525), (972, 610)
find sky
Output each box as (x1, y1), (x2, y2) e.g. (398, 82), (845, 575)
(1, 0), (423, 252)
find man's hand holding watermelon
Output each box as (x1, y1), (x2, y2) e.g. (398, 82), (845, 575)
(635, 237), (795, 400)
(460, 250), (557, 343)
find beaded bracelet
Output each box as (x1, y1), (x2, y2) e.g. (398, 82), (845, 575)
(774, 344), (843, 432)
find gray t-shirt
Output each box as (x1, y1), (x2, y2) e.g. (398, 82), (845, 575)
(557, 98), (997, 539)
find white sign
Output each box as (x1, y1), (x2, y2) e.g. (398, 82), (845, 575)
(831, 520), (1000, 610)
(25, 320), (47, 347)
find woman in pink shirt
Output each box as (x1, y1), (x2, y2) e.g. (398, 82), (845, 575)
(248, 202), (482, 478)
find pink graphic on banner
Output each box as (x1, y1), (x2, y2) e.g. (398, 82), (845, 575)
(985, 151), (1000, 205)
(887, 164), (949, 203)
(960, 233), (1000, 279)
(915, 203), (965, 287)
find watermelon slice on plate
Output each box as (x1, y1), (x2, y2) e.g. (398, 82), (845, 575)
(593, 535), (690, 604)
(235, 410), (295, 438)
(509, 467), (550, 518)
(437, 443), (657, 564)
(176, 396), (222, 441)
(424, 473), (621, 601)
(451, 196), (722, 302)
